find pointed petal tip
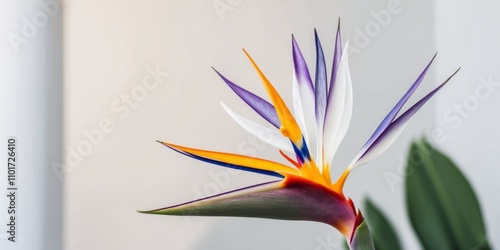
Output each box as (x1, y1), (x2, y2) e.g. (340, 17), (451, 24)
(336, 19), (341, 35)
(314, 29), (320, 42)
(242, 48), (249, 56)
(442, 67), (461, 83)
(291, 34), (298, 46)
(212, 67), (226, 79)
(157, 140), (180, 150)
(426, 52), (438, 65)
(137, 209), (168, 215)
(242, 48), (255, 63)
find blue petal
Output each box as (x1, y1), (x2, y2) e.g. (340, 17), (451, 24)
(356, 54), (437, 160)
(354, 68), (459, 167)
(314, 29), (328, 124)
(328, 19), (343, 103)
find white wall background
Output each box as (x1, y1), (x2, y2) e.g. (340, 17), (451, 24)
(434, 0), (500, 249)
(61, 0), (499, 249)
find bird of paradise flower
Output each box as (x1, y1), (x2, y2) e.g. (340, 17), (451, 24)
(140, 23), (459, 249)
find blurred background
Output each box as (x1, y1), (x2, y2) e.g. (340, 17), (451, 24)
(1, 0), (499, 249)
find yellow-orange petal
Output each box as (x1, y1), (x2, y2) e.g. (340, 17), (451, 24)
(159, 141), (299, 175)
(242, 49), (303, 145)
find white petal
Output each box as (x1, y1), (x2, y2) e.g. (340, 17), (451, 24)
(315, 123), (324, 169)
(292, 73), (307, 140)
(323, 41), (353, 167)
(292, 74), (316, 161)
(294, 78), (318, 165)
(220, 102), (294, 153)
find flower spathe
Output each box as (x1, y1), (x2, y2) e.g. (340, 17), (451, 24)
(140, 22), (459, 249)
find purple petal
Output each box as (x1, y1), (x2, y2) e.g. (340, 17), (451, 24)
(292, 35), (314, 93)
(355, 68), (460, 166)
(314, 29), (328, 124)
(358, 54), (437, 156)
(213, 68), (280, 128)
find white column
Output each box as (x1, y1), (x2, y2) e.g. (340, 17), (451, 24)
(0, 0), (63, 249)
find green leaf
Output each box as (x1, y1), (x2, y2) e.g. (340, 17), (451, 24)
(364, 199), (403, 250)
(405, 138), (491, 250)
(343, 239), (349, 250)
(350, 219), (375, 250)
